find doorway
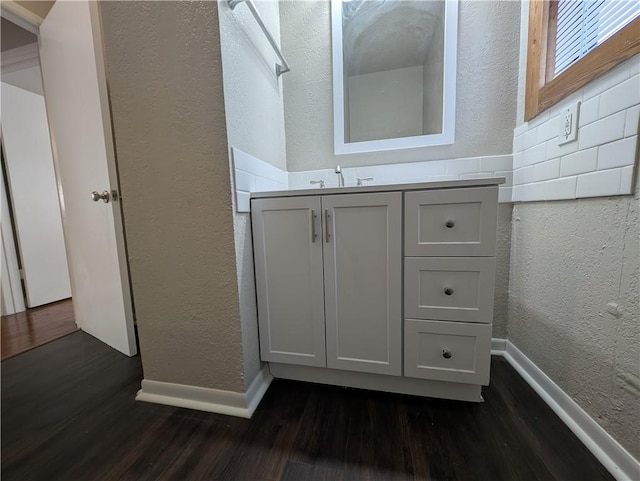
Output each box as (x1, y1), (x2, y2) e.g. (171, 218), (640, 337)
(1, 16), (76, 358)
(0, 0), (138, 358)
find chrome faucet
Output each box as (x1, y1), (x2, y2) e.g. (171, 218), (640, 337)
(335, 165), (345, 187)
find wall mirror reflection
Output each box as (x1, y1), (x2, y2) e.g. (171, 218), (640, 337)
(331, 0), (458, 155)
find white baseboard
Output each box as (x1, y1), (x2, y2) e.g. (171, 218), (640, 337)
(136, 365), (272, 419)
(491, 337), (507, 355)
(492, 339), (639, 481)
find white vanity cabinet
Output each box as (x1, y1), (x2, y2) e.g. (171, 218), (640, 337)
(251, 192), (402, 375)
(251, 179), (501, 403)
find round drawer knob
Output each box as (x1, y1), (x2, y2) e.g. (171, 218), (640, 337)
(444, 287), (454, 296)
(442, 350), (452, 359)
(445, 219), (455, 228)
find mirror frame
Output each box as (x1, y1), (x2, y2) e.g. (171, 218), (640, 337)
(331, 0), (458, 155)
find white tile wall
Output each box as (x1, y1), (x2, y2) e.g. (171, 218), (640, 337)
(230, 147), (288, 212)
(512, 56), (639, 202)
(288, 154), (513, 203)
(233, 58), (639, 210)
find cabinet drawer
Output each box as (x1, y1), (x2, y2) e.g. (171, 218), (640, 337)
(405, 187), (498, 257)
(404, 319), (491, 384)
(405, 257), (495, 323)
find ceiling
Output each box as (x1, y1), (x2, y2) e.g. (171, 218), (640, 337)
(14, 1), (55, 19)
(1, 18), (37, 52)
(342, 0), (444, 77)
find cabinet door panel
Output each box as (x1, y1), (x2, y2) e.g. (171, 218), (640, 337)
(251, 196), (326, 367)
(323, 192), (402, 376)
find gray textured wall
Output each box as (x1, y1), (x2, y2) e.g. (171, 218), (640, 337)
(217, 0), (288, 387)
(100, 1), (247, 392)
(508, 186), (640, 458)
(493, 205), (513, 339)
(279, 0), (521, 171)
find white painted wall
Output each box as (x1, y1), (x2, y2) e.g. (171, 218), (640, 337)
(218, 0), (287, 387)
(1, 81), (71, 307)
(508, 0), (640, 459)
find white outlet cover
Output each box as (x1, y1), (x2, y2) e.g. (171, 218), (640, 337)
(558, 101), (580, 145)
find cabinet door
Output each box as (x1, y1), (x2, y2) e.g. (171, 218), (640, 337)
(322, 192), (402, 376)
(251, 196), (326, 367)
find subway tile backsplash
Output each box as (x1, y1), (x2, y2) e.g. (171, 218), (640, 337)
(512, 56), (639, 202)
(230, 57), (639, 212)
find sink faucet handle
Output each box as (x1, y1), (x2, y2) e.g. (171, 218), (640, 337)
(357, 177), (374, 186)
(310, 180), (325, 189)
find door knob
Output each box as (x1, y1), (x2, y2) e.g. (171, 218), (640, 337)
(91, 190), (110, 203)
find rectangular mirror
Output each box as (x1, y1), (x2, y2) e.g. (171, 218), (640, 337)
(332, 0), (458, 155)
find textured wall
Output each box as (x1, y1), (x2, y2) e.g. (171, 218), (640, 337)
(509, 0), (640, 458)
(217, 0), (286, 170)
(218, 0), (288, 387)
(508, 186), (639, 458)
(279, 0), (521, 171)
(100, 2), (246, 392)
(493, 205), (512, 339)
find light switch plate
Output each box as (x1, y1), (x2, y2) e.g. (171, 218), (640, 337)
(558, 101), (580, 145)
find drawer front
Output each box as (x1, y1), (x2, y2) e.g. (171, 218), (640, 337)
(404, 319), (491, 384)
(405, 257), (495, 323)
(405, 187), (498, 257)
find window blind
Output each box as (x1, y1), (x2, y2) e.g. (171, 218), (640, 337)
(554, 0), (639, 77)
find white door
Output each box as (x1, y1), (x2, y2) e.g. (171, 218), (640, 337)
(322, 192), (402, 376)
(1, 81), (72, 308)
(38, 0), (137, 356)
(251, 196), (326, 367)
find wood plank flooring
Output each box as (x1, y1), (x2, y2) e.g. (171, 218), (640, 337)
(1, 331), (613, 481)
(1, 298), (77, 360)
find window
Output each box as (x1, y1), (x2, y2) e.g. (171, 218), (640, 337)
(525, 0), (640, 121)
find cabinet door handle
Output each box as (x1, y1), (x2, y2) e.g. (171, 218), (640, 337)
(310, 210), (317, 242)
(324, 209), (330, 243)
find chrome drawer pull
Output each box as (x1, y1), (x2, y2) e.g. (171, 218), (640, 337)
(445, 219), (455, 228)
(443, 287), (454, 296)
(442, 349), (452, 359)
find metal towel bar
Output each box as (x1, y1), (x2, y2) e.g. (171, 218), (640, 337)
(228, 0), (291, 77)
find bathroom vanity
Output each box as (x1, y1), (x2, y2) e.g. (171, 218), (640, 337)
(250, 178), (503, 402)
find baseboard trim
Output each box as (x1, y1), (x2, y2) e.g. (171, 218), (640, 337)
(493, 339), (639, 481)
(136, 366), (272, 419)
(490, 337), (507, 355)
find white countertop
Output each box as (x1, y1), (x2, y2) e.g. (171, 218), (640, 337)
(250, 177), (506, 199)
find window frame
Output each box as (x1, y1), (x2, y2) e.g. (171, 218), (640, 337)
(525, 0), (640, 121)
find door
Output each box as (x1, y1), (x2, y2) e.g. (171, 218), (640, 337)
(323, 192), (402, 376)
(251, 196), (326, 367)
(38, 0), (137, 355)
(1, 81), (72, 307)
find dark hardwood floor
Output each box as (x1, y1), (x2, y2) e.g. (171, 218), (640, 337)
(1, 298), (77, 360)
(2, 331), (612, 481)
